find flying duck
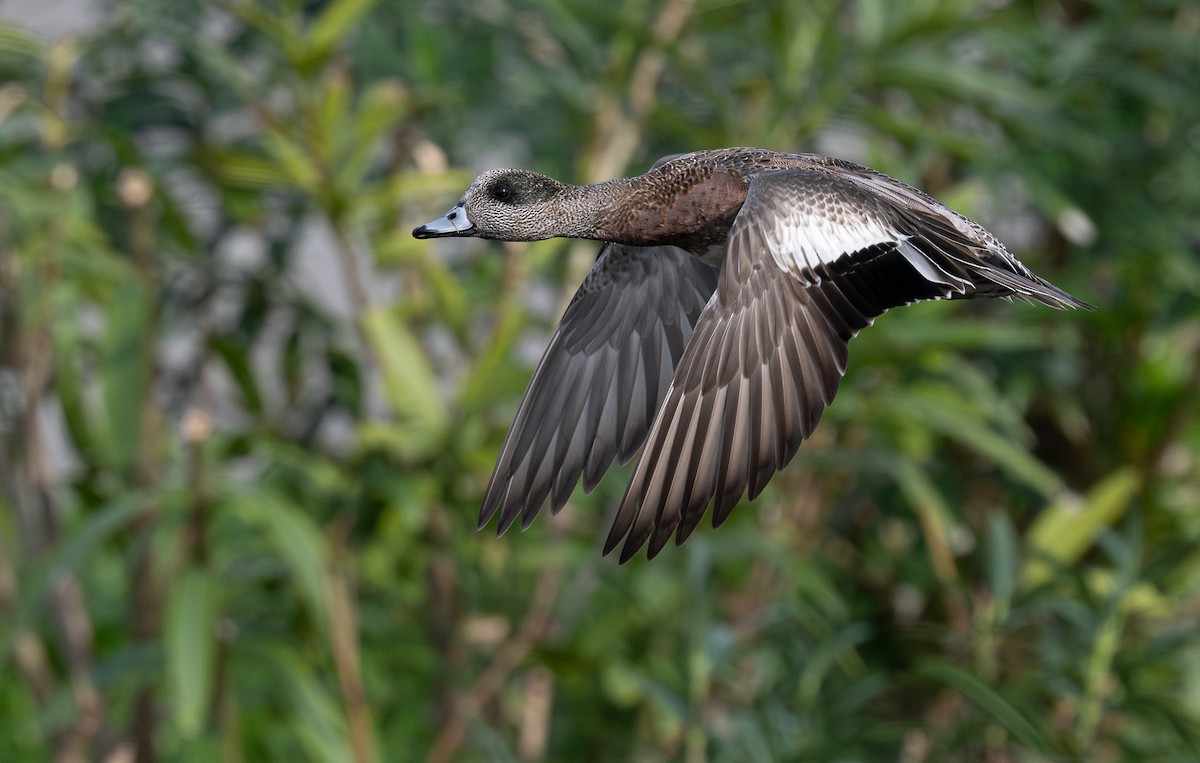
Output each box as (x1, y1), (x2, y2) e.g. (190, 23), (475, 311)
(413, 148), (1089, 562)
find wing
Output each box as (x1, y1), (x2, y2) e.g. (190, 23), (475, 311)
(480, 243), (720, 534)
(605, 167), (1086, 562)
(825, 158), (1091, 309)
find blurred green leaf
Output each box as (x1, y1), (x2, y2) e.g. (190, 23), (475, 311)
(307, 0), (381, 66)
(796, 622), (872, 704)
(209, 336), (265, 416)
(894, 460), (956, 583)
(360, 306), (448, 460)
(317, 69), (351, 169)
(901, 391), (1063, 497)
(263, 127), (321, 193)
(1021, 468), (1140, 591)
(229, 489), (327, 629)
(336, 80), (406, 191)
(99, 276), (151, 472)
(205, 150), (292, 190)
(51, 284), (97, 463)
(166, 569), (219, 737)
(8, 492), (149, 647)
(986, 511), (1019, 617)
(0, 22), (44, 67)
(919, 660), (1052, 754)
(262, 647), (352, 763)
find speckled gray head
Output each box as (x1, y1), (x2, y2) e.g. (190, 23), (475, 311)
(412, 168), (571, 241)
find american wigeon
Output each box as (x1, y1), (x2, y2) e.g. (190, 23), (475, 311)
(414, 148), (1089, 562)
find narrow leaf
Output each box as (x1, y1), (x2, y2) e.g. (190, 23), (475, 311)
(100, 276), (151, 472)
(1021, 468), (1140, 590)
(360, 307), (448, 460)
(308, 0), (381, 61)
(920, 660), (1052, 754)
(894, 461), (958, 583)
(229, 489), (328, 628)
(262, 647), (352, 763)
(166, 569), (219, 737)
(987, 511), (1020, 615)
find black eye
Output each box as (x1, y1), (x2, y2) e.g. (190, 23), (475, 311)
(490, 183), (513, 202)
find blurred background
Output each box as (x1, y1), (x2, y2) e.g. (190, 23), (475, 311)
(1, 0), (1198, 760)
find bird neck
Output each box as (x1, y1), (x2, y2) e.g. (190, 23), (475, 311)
(551, 177), (640, 242)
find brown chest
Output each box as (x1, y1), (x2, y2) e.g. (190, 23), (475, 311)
(596, 168), (750, 253)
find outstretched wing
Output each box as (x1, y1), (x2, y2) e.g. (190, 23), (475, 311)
(606, 167), (1085, 562)
(480, 243), (720, 534)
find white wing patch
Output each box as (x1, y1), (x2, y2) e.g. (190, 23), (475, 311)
(751, 178), (973, 294)
(758, 197), (903, 275)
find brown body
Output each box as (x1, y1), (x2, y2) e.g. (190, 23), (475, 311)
(584, 150), (907, 250)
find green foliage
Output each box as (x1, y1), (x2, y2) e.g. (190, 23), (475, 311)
(0, 0), (1198, 761)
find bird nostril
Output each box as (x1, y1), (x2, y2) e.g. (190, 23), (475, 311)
(448, 212), (457, 220)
